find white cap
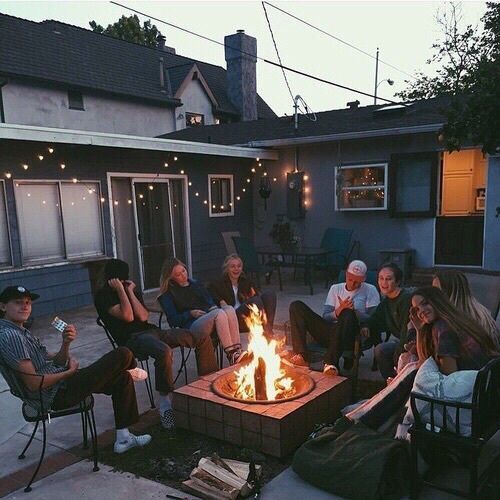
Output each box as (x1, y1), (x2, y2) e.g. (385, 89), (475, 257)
(346, 260), (367, 277)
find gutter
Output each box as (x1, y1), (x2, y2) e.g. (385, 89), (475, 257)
(0, 123), (278, 160)
(245, 123), (444, 148)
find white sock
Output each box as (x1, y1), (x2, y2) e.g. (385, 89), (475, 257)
(116, 428), (131, 442)
(159, 394), (172, 412)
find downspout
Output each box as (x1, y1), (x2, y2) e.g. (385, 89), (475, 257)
(0, 79), (7, 123)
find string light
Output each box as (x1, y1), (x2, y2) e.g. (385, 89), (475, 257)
(263, 172), (268, 176)
(246, 178), (251, 183)
(88, 188), (93, 194)
(48, 148), (54, 154)
(22, 164), (29, 170)
(273, 177), (277, 182)
(42, 200), (46, 204)
(180, 170), (185, 174)
(236, 196), (241, 201)
(251, 168), (256, 173)
(188, 181), (192, 186)
(303, 175), (309, 181)
(256, 157), (260, 161)
(164, 162), (169, 167)
(37, 155), (44, 161)
(5, 172), (11, 179)
(100, 197), (105, 203)
(203, 200), (208, 204)
(60, 163), (66, 169)
(195, 192), (199, 196)
(174, 156), (178, 161)
(139, 194), (144, 199)
(114, 200), (119, 206)
(242, 188), (246, 192)
(72, 178), (78, 183)
(258, 163), (262, 167)
(148, 185), (154, 190)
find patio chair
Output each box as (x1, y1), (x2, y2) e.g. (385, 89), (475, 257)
(0, 356), (99, 493)
(232, 236), (282, 290)
(96, 317), (157, 408)
(409, 357), (500, 499)
(317, 228), (356, 287)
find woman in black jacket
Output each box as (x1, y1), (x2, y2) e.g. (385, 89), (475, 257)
(209, 254), (276, 335)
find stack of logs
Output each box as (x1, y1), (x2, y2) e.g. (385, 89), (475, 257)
(183, 454), (262, 499)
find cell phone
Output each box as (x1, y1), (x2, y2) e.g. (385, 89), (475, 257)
(51, 316), (68, 333)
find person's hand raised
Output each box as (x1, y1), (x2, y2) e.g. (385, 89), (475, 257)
(108, 278), (125, 292)
(62, 324), (77, 345)
(409, 307), (424, 331)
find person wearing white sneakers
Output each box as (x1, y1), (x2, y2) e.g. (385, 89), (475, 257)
(286, 260), (380, 375)
(0, 286), (151, 455)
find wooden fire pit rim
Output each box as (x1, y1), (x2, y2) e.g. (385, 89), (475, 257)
(211, 367), (316, 404)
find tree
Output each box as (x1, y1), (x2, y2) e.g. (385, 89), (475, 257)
(89, 15), (163, 48)
(397, 3), (500, 153)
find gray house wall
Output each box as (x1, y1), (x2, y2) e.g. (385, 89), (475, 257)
(254, 132), (440, 271)
(484, 155), (500, 271)
(175, 79), (217, 130)
(0, 140), (256, 316)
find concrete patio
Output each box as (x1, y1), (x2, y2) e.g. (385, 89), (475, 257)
(1, 271), (498, 498)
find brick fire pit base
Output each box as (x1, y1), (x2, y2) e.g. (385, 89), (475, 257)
(172, 365), (351, 458)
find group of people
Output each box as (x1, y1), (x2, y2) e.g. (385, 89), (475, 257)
(0, 252), (498, 456)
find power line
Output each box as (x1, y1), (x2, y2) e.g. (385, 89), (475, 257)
(109, 1), (402, 105)
(261, 1), (295, 104)
(263, 1), (417, 80)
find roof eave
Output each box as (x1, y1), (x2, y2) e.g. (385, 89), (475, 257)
(245, 123), (444, 148)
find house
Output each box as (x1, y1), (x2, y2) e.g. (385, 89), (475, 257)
(0, 13), (278, 316)
(165, 96), (500, 273)
(0, 13), (275, 136)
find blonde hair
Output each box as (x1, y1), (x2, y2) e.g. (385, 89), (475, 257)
(159, 257), (188, 295)
(434, 270), (499, 348)
(222, 254), (244, 276)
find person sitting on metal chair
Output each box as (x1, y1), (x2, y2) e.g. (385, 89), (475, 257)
(0, 285), (151, 454)
(286, 260), (380, 375)
(94, 259), (218, 430)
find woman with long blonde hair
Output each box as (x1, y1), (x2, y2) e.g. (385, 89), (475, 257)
(411, 287), (498, 375)
(432, 270), (499, 348)
(158, 257), (244, 365)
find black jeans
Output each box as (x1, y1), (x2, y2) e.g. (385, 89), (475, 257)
(126, 328), (218, 394)
(289, 300), (360, 366)
(52, 347), (138, 429)
(236, 290), (277, 335)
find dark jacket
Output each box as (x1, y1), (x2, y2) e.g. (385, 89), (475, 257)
(208, 274), (256, 307)
(158, 279), (216, 329)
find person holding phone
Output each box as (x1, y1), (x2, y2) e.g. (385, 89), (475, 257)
(0, 285), (152, 454)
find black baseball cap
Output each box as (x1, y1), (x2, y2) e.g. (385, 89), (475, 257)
(0, 286), (40, 303)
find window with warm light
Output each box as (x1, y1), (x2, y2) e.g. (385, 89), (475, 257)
(0, 181), (12, 267)
(208, 175), (234, 217)
(15, 181), (104, 264)
(335, 163), (388, 211)
(186, 112), (205, 127)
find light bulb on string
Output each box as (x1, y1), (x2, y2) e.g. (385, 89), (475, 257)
(37, 155), (44, 161)
(236, 196), (241, 201)
(251, 168), (256, 173)
(72, 178), (78, 183)
(22, 164), (29, 170)
(174, 156), (178, 161)
(127, 199), (132, 204)
(148, 185), (154, 190)
(246, 178), (250, 183)
(5, 172), (11, 179)
(60, 163), (66, 169)
(180, 170), (185, 175)
(195, 192), (199, 197)
(242, 188), (246, 192)
(48, 147), (54, 154)
(188, 181), (192, 186)
(164, 162), (169, 167)
(114, 200), (119, 206)
(203, 200), (207, 205)
(273, 177), (277, 182)
(100, 197), (105, 203)
(256, 157), (260, 162)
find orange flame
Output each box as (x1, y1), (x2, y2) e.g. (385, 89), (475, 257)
(234, 304), (294, 400)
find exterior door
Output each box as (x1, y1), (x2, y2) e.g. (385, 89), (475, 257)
(132, 180), (175, 290)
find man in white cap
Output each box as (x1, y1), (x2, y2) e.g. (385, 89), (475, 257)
(287, 260), (380, 375)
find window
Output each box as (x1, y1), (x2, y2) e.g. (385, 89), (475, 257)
(208, 175), (234, 217)
(68, 90), (84, 110)
(335, 163), (388, 211)
(186, 112), (204, 127)
(389, 153), (438, 217)
(15, 181), (104, 264)
(0, 181), (11, 267)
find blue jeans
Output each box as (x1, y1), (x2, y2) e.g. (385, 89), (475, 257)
(374, 339), (399, 380)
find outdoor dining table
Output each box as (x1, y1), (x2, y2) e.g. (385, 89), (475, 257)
(256, 245), (331, 295)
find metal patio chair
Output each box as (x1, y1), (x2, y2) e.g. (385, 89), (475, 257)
(0, 356), (99, 493)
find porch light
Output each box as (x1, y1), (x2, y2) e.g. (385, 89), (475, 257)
(22, 164), (29, 170)
(60, 163), (66, 169)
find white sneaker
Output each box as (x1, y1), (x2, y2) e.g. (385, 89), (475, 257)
(127, 367), (148, 382)
(113, 433), (152, 454)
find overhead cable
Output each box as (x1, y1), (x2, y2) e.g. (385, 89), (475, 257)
(109, 1), (402, 105)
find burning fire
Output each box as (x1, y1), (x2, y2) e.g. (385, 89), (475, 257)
(233, 305), (294, 401)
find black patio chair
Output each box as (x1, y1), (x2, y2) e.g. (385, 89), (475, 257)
(0, 356), (99, 493)
(409, 357), (500, 499)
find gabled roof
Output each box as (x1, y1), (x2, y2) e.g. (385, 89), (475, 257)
(162, 96), (451, 146)
(0, 13), (276, 118)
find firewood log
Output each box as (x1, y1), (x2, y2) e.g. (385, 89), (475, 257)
(190, 468), (239, 499)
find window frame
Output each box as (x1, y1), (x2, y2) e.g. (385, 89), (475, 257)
(389, 152), (438, 218)
(185, 112), (205, 127)
(0, 180), (13, 268)
(68, 90), (84, 111)
(14, 179), (105, 265)
(208, 174), (234, 218)
(334, 162), (388, 211)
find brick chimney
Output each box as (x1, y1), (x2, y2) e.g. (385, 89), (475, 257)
(224, 30), (257, 121)
(157, 34), (176, 54)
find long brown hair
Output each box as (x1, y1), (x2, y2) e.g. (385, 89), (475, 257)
(434, 270), (499, 347)
(413, 286), (499, 361)
(158, 257), (188, 295)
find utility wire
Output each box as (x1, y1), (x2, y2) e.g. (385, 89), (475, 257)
(261, 1), (295, 104)
(110, 1), (402, 105)
(263, 1), (416, 80)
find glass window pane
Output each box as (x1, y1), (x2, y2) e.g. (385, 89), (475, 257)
(16, 183), (64, 262)
(209, 176), (233, 216)
(0, 183), (11, 266)
(61, 183), (104, 258)
(336, 165), (386, 210)
(395, 159), (432, 212)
